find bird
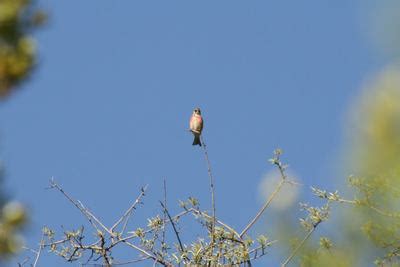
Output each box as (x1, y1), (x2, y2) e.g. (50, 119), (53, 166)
(190, 107), (203, 146)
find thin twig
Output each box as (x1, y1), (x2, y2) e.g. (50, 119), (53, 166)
(200, 136), (216, 252)
(50, 178), (113, 236)
(49, 178), (102, 232)
(160, 201), (185, 254)
(337, 197), (400, 218)
(233, 240), (278, 265)
(337, 198), (357, 205)
(248, 240), (278, 255)
(18, 257), (30, 267)
(111, 185), (148, 233)
(240, 179), (285, 238)
(21, 246), (37, 254)
(81, 257), (151, 266)
(161, 179), (168, 255)
(281, 221), (320, 267)
(33, 232), (45, 267)
(189, 208), (241, 239)
(122, 240), (172, 266)
(77, 200), (113, 235)
(118, 210), (191, 245)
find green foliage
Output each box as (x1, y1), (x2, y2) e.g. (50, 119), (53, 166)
(0, 0), (44, 260)
(43, 192), (274, 266)
(38, 153), (294, 266)
(0, 155), (27, 260)
(0, 0), (46, 98)
(0, 202), (27, 257)
(344, 69), (400, 266)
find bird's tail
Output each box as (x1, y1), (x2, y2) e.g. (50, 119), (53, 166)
(193, 135), (201, 146)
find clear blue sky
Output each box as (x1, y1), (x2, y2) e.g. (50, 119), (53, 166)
(0, 1), (385, 266)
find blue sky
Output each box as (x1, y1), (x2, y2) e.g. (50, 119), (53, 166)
(0, 1), (386, 266)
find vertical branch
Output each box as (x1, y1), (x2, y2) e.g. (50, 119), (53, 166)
(33, 232), (45, 267)
(161, 179), (168, 255)
(200, 136), (216, 252)
(160, 201), (185, 254)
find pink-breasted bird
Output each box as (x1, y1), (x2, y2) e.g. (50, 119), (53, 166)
(190, 107), (203, 146)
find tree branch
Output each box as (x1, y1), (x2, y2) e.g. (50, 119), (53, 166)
(111, 185), (148, 233)
(200, 136), (217, 252)
(281, 221), (321, 267)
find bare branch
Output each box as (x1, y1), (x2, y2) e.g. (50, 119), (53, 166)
(240, 151), (287, 238)
(240, 179), (285, 238)
(33, 232), (45, 267)
(111, 185), (148, 233)
(188, 208), (241, 239)
(281, 221), (320, 267)
(81, 257), (151, 266)
(77, 200), (113, 236)
(49, 178), (110, 234)
(160, 201), (185, 254)
(122, 240), (172, 266)
(200, 136), (216, 251)
(17, 256), (30, 267)
(161, 179), (167, 256)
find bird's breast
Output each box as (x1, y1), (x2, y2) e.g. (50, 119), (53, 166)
(190, 116), (203, 132)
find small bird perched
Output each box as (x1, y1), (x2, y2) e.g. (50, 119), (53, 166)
(190, 107), (203, 146)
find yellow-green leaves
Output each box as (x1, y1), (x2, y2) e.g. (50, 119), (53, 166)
(0, 0), (45, 98)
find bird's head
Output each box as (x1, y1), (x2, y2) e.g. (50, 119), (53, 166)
(193, 107), (201, 115)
